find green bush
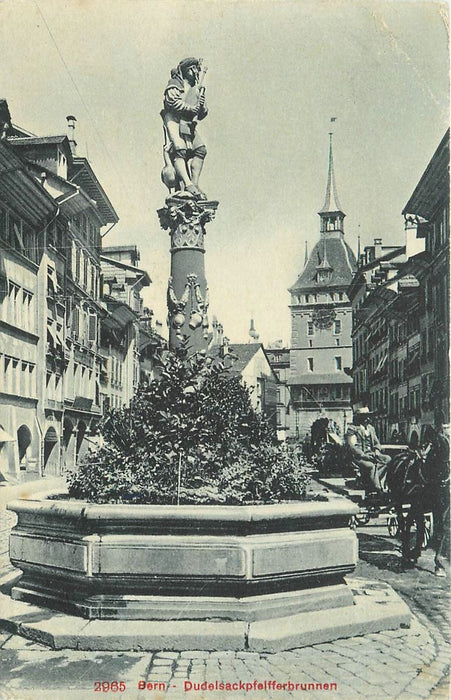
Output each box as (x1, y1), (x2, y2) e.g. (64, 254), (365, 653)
(67, 345), (311, 504)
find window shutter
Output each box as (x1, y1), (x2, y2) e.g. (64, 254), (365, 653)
(72, 306), (79, 336)
(88, 313), (97, 342)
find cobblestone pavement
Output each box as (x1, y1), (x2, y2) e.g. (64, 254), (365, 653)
(0, 486), (449, 700)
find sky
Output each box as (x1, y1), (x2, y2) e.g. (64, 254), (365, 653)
(0, 0), (449, 345)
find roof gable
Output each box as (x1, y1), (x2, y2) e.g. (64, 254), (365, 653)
(69, 157), (118, 225)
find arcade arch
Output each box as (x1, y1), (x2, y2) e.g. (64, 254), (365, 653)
(17, 424), (32, 471)
(43, 427), (59, 474)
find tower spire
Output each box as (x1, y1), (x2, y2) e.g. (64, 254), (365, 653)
(318, 125), (345, 236)
(319, 131), (342, 214)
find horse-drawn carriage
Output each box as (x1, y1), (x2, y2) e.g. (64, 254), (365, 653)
(312, 421), (449, 573)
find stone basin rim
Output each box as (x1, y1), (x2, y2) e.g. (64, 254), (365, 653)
(7, 491), (358, 522)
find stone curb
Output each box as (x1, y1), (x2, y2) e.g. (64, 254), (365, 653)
(0, 579), (410, 653)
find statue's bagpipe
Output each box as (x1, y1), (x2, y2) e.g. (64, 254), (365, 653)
(180, 59), (208, 137)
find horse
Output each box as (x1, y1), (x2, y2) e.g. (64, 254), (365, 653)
(386, 428), (450, 574)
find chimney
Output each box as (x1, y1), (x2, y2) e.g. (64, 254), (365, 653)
(373, 237), (382, 260)
(66, 115), (77, 155)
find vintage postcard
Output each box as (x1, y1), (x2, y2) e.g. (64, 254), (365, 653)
(0, 0), (449, 699)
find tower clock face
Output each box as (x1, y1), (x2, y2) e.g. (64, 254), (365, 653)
(312, 306), (336, 329)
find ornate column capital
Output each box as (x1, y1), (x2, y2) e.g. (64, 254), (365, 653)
(158, 197), (219, 252)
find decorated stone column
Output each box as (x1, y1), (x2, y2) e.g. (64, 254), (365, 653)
(158, 197), (218, 352)
(158, 56), (218, 352)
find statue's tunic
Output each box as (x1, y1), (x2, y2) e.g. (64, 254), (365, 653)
(162, 74), (207, 154)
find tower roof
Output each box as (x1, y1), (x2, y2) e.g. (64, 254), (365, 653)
(289, 237), (356, 293)
(318, 132), (344, 215)
(290, 131), (355, 293)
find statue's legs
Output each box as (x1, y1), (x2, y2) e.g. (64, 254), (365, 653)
(173, 156), (193, 189)
(190, 156), (203, 187)
(190, 141), (207, 197)
(164, 118), (193, 190)
(163, 117), (207, 198)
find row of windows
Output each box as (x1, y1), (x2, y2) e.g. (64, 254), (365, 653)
(1, 355), (36, 397)
(110, 356), (123, 387)
(387, 388), (421, 416)
(306, 356), (342, 372)
(45, 370), (63, 402)
(424, 206), (449, 254)
(1, 205), (102, 296)
(0, 280), (35, 332)
(62, 362), (100, 405)
(71, 244), (100, 298)
(369, 387), (388, 412)
(69, 303), (98, 345)
(71, 213), (100, 250)
(104, 393), (124, 410)
(0, 205), (39, 263)
(298, 385), (350, 401)
(295, 292), (345, 304)
(3, 274), (101, 352)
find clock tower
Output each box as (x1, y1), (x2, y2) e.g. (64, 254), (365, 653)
(287, 133), (356, 440)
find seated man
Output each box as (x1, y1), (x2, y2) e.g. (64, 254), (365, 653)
(345, 407), (390, 493)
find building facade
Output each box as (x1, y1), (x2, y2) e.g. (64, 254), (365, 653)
(264, 346), (290, 440)
(285, 135), (356, 440)
(100, 245), (164, 410)
(208, 318), (278, 427)
(348, 130), (449, 443)
(0, 101), (162, 480)
(0, 126), (59, 478)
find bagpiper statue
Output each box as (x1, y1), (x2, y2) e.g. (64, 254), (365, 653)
(161, 57), (208, 200)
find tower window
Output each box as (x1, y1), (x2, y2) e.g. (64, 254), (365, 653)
(307, 321), (314, 336)
(307, 357), (314, 372)
(334, 320), (341, 334)
(335, 356), (342, 371)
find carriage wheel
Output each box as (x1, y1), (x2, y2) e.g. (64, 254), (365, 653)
(355, 511), (371, 526)
(422, 513), (433, 549)
(387, 514), (399, 537)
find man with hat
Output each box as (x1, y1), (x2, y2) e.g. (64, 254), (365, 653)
(161, 57), (208, 199)
(345, 407), (390, 493)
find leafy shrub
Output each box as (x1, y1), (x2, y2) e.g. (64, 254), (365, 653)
(67, 344), (311, 504)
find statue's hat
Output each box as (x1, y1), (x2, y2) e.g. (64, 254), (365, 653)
(178, 57), (199, 72)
